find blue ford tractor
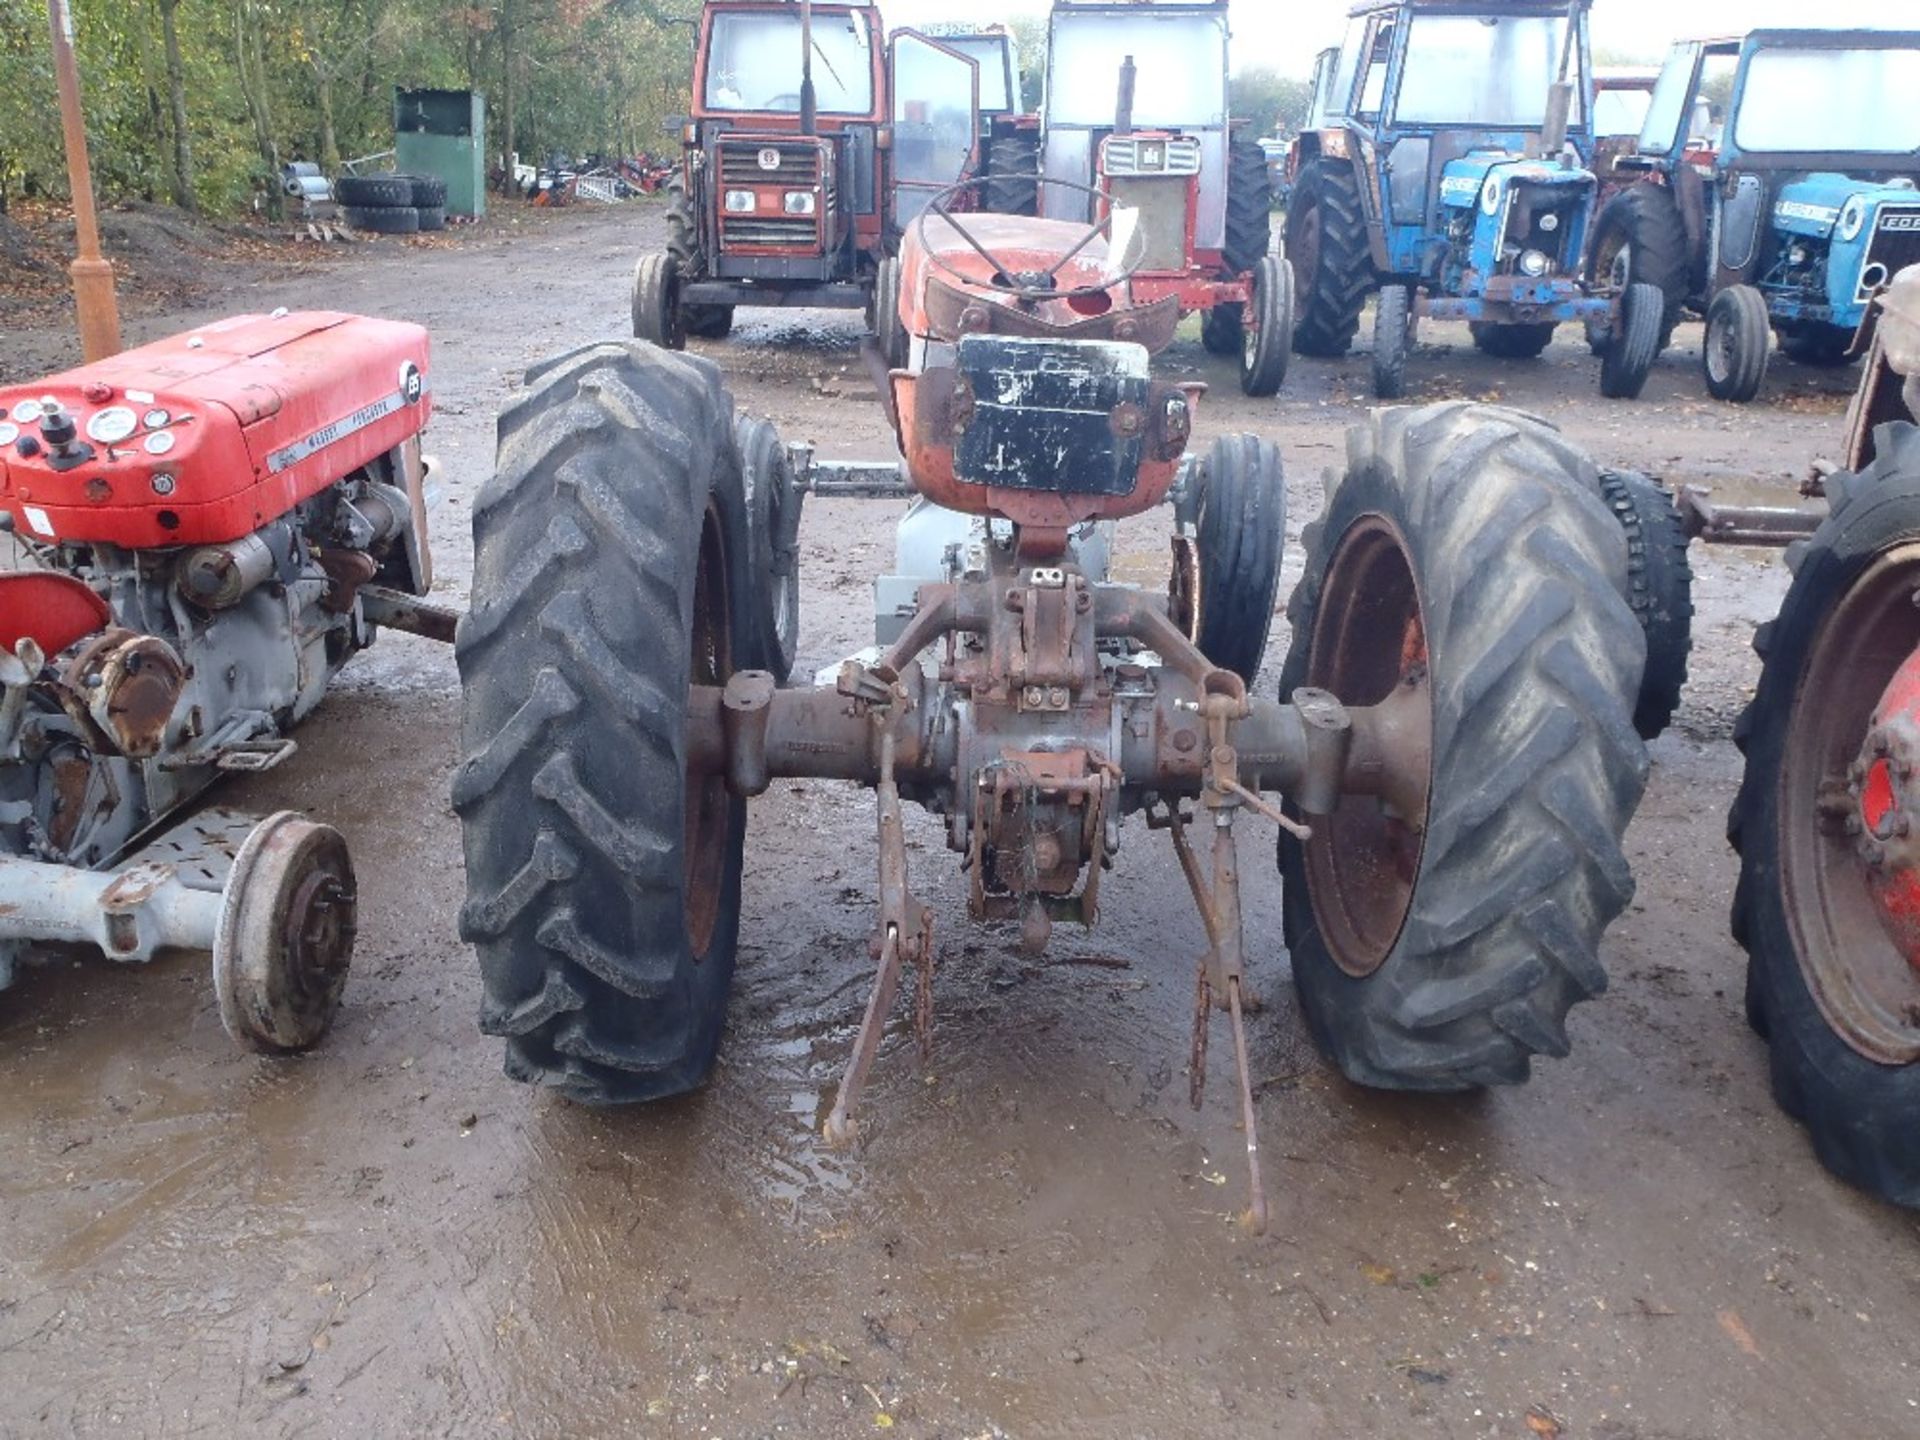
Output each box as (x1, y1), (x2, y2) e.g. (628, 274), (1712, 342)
(1286, 0), (1663, 400)
(1587, 29), (1920, 404)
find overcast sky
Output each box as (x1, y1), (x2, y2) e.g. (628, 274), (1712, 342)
(886, 0), (1909, 76)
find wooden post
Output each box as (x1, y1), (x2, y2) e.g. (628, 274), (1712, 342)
(47, 0), (121, 361)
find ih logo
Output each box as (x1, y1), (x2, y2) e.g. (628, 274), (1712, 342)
(758, 148), (782, 171)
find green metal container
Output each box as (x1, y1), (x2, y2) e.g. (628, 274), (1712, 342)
(394, 88), (486, 219)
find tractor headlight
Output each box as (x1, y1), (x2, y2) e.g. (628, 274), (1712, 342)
(1480, 178), (1503, 216)
(1839, 197), (1869, 243)
(783, 191), (816, 216)
(1518, 249), (1551, 278)
(725, 189), (756, 214)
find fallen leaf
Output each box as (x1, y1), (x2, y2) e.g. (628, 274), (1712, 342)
(1526, 1406), (1564, 1437)
(1718, 1307), (1762, 1358)
(1361, 1262), (1397, 1286)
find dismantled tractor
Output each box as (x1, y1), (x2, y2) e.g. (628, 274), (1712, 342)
(636, 0), (980, 348)
(458, 185), (1652, 1228)
(1034, 0), (1290, 397)
(1287, 0), (1662, 400)
(1709, 266), (1920, 1208)
(0, 313), (456, 1050)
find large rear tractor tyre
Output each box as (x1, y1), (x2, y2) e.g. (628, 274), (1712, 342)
(1600, 281), (1663, 401)
(1703, 284), (1771, 404)
(1470, 322), (1556, 360)
(1371, 284), (1412, 400)
(1729, 423), (1920, 1208)
(632, 253), (686, 350)
(455, 342), (753, 1105)
(1286, 159), (1373, 358)
(666, 174), (734, 340)
(1223, 136), (1275, 278)
(1185, 433), (1286, 685)
(984, 133), (1040, 217)
(1201, 306), (1244, 357)
(736, 414), (803, 683)
(1280, 404), (1650, 1090)
(1585, 184), (1691, 353)
(1599, 469), (1694, 740)
(1240, 254), (1293, 398)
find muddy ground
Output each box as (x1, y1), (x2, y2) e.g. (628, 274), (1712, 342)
(1, 202), (1916, 1439)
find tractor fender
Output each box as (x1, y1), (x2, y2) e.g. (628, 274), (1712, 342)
(0, 572), (110, 659)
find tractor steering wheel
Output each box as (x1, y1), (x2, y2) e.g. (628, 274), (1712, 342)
(913, 175), (1145, 305)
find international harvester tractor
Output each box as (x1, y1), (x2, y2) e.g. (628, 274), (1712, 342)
(0, 313), (455, 1051)
(635, 0), (981, 350)
(1031, 0), (1291, 398)
(458, 187), (1653, 1227)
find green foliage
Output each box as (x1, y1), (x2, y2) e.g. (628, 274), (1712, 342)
(0, 0), (703, 217)
(1230, 67), (1313, 141)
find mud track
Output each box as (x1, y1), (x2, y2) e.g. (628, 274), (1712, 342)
(1, 203), (1915, 1437)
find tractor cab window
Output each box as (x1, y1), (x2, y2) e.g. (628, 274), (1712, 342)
(1356, 21), (1396, 119)
(1734, 45), (1920, 155)
(704, 12), (875, 115)
(1329, 17), (1369, 120)
(1306, 47), (1339, 128)
(1592, 85), (1652, 140)
(1045, 13), (1227, 128)
(939, 35), (1017, 114)
(1392, 14), (1581, 129)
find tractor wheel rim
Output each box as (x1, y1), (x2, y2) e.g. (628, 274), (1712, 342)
(684, 500), (732, 957)
(1780, 545), (1920, 1064)
(1707, 310), (1735, 384)
(1303, 516), (1434, 979)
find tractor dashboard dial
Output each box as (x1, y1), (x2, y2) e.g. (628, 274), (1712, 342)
(85, 406), (138, 445)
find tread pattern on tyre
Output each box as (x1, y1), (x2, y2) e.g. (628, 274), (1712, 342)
(666, 174), (733, 338)
(1728, 421), (1920, 1207)
(1599, 469), (1693, 739)
(336, 173), (414, 209)
(415, 205), (446, 232)
(736, 413), (801, 683)
(455, 342), (748, 1105)
(1280, 403), (1650, 1091)
(1223, 137), (1274, 278)
(1590, 185), (1690, 347)
(344, 204), (419, 235)
(984, 134), (1040, 217)
(1286, 158), (1373, 358)
(1193, 433), (1285, 684)
(407, 175), (448, 208)
(1372, 285), (1410, 400)
(1601, 282), (1663, 401)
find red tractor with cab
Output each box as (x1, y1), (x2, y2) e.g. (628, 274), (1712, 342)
(0, 313), (457, 1052)
(635, 0), (982, 348)
(1033, 0), (1290, 397)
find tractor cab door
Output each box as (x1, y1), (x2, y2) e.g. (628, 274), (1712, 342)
(889, 31), (980, 233)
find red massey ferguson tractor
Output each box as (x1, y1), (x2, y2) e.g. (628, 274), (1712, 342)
(0, 313), (457, 1052)
(458, 193), (1651, 1230)
(634, 0), (981, 349)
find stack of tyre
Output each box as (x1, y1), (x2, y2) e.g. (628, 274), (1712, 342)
(336, 173), (447, 235)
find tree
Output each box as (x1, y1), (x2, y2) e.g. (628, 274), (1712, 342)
(156, 0), (195, 211)
(1230, 67), (1313, 140)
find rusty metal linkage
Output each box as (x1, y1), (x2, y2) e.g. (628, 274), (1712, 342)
(1676, 484), (1824, 549)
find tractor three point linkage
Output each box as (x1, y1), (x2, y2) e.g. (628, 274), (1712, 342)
(458, 185), (1650, 1227)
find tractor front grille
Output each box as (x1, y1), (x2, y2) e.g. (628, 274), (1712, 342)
(720, 216), (821, 247)
(1859, 206), (1920, 303)
(718, 140), (825, 186)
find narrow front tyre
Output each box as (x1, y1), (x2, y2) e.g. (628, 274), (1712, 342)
(1600, 281), (1663, 400)
(1703, 284), (1770, 404)
(1372, 285), (1412, 400)
(1240, 255), (1293, 398)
